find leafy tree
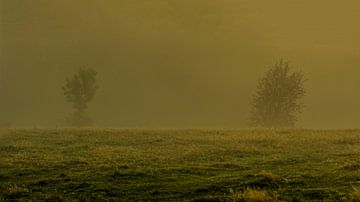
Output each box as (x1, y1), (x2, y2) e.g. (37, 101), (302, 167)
(62, 68), (98, 127)
(250, 60), (306, 128)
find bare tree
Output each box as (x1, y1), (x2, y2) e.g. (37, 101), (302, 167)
(250, 60), (306, 128)
(62, 68), (98, 127)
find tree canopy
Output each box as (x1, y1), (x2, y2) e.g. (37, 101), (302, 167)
(62, 68), (98, 126)
(250, 60), (306, 128)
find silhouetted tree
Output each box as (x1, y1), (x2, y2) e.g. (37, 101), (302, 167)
(250, 60), (306, 128)
(62, 68), (98, 127)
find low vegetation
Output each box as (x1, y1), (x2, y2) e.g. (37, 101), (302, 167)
(0, 129), (359, 201)
(349, 187), (360, 202)
(229, 188), (280, 202)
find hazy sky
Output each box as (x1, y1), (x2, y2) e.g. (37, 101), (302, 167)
(1, 0), (360, 128)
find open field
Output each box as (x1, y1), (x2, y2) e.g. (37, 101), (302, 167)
(0, 129), (359, 201)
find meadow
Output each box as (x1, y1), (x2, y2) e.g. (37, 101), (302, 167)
(0, 128), (359, 201)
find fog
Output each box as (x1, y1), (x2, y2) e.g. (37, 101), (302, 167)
(1, 0), (360, 128)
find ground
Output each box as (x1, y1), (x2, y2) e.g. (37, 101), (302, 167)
(0, 129), (359, 201)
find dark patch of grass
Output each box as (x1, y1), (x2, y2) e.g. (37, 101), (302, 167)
(301, 188), (341, 201)
(266, 158), (306, 166)
(342, 164), (360, 171)
(0, 174), (10, 181)
(211, 163), (249, 171)
(110, 170), (151, 180)
(0, 146), (19, 152)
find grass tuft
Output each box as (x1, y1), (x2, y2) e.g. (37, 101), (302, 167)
(259, 170), (278, 184)
(1, 184), (31, 199)
(229, 188), (280, 202)
(349, 187), (360, 202)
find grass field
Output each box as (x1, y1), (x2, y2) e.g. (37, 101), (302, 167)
(0, 129), (359, 201)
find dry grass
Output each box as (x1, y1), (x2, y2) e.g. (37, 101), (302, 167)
(259, 170), (278, 184)
(349, 187), (360, 202)
(229, 188), (280, 202)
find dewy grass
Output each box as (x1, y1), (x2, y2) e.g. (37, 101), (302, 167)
(0, 128), (359, 201)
